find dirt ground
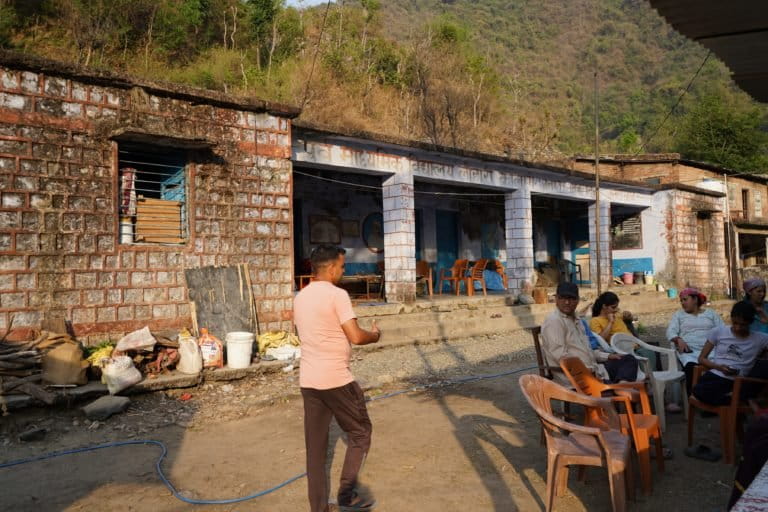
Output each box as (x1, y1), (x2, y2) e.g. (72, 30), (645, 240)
(0, 353), (738, 512)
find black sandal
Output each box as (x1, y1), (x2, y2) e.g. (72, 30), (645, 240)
(684, 444), (721, 462)
(338, 491), (376, 511)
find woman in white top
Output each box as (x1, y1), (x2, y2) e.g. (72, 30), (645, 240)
(667, 287), (724, 396)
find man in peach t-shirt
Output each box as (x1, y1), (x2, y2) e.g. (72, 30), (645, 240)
(293, 245), (380, 512)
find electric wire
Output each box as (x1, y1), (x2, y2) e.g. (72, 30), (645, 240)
(634, 50), (712, 155)
(300, 0), (333, 111)
(0, 365), (537, 506)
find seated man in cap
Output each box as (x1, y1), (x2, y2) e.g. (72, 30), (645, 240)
(540, 282), (639, 386)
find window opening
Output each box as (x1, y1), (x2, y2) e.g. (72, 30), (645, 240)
(697, 212), (711, 251)
(742, 189), (750, 221)
(610, 212), (642, 250)
(118, 143), (188, 245)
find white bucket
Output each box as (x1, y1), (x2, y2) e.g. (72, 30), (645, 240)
(119, 217), (133, 244)
(225, 331), (255, 369)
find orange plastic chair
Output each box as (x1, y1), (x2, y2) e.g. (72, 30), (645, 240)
(520, 374), (634, 512)
(560, 356), (664, 495)
(466, 258), (489, 296)
(687, 365), (768, 464)
(490, 259), (508, 289)
(438, 259), (468, 295)
(415, 260), (433, 297)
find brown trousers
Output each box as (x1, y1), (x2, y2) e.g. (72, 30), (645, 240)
(301, 381), (372, 512)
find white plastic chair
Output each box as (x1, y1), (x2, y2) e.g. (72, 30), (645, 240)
(610, 333), (687, 432)
(592, 331), (646, 382)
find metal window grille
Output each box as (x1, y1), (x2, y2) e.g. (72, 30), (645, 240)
(118, 145), (188, 245)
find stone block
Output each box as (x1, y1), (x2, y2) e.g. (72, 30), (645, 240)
(123, 289), (143, 304)
(0, 92), (29, 110)
(117, 306), (134, 321)
(131, 272), (154, 287)
(143, 288), (166, 303)
(106, 289), (121, 305)
(81, 396), (131, 421)
(0, 255), (25, 271)
(72, 307), (95, 323)
(0, 292), (25, 308)
(135, 252), (147, 269)
(96, 306), (115, 323)
(135, 305), (151, 320)
(152, 304), (175, 318)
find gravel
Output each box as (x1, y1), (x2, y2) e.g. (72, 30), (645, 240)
(0, 308), (683, 451)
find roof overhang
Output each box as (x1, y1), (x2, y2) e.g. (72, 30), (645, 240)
(648, 0), (768, 102)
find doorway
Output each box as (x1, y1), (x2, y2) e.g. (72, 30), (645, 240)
(436, 210), (459, 292)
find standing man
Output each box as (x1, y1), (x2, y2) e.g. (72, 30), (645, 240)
(541, 282), (638, 385)
(293, 245), (380, 512)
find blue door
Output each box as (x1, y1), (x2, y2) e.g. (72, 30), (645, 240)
(415, 209), (423, 261)
(436, 210), (459, 292)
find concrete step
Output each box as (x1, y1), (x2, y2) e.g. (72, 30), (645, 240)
(351, 287), (716, 347)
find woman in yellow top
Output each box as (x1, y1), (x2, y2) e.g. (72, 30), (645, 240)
(590, 291), (636, 340)
(590, 291), (669, 408)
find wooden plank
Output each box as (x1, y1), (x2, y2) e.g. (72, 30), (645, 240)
(184, 264), (259, 338)
(135, 197), (183, 243)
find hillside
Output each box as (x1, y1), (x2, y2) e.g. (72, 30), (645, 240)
(0, 0), (765, 170)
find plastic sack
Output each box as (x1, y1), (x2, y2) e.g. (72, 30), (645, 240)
(177, 329), (202, 374)
(198, 328), (224, 368)
(265, 345), (301, 361)
(102, 355), (142, 395)
(115, 326), (156, 352)
(42, 342), (89, 385)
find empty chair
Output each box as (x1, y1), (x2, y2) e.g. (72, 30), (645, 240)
(415, 260), (434, 297)
(490, 259), (509, 289)
(560, 356), (664, 495)
(519, 374), (634, 512)
(466, 258), (489, 296)
(558, 258), (583, 284)
(438, 259), (468, 295)
(611, 332), (687, 432)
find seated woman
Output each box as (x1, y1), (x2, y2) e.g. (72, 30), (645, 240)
(590, 291), (639, 340)
(667, 287), (724, 396)
(693, 301), (768, 406)
(744, 278), (768, 334)
(590, 291), (666, 398)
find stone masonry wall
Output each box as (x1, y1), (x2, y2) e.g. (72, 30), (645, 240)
(0, 62), (295, 343)
(670, 190), (727, 297)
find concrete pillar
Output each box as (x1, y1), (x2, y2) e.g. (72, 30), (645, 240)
(588, 202), (612, 289)
(505, 188), (534, 296)
(382, 167), (416, 303)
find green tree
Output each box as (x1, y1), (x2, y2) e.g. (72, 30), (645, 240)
(0, 1), (17, 48)
(675, 94), (768, 173)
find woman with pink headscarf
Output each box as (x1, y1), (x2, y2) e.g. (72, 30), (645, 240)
(667, 287), (724, 396)
(744, 277), (768, 334)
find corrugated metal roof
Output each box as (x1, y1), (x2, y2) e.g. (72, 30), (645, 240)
(648, 0), (768, 102)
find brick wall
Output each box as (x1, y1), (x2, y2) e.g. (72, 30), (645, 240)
(573, 160), (681, 184)
(668, 190), (728, 297)
(0, 59), (296, 343)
